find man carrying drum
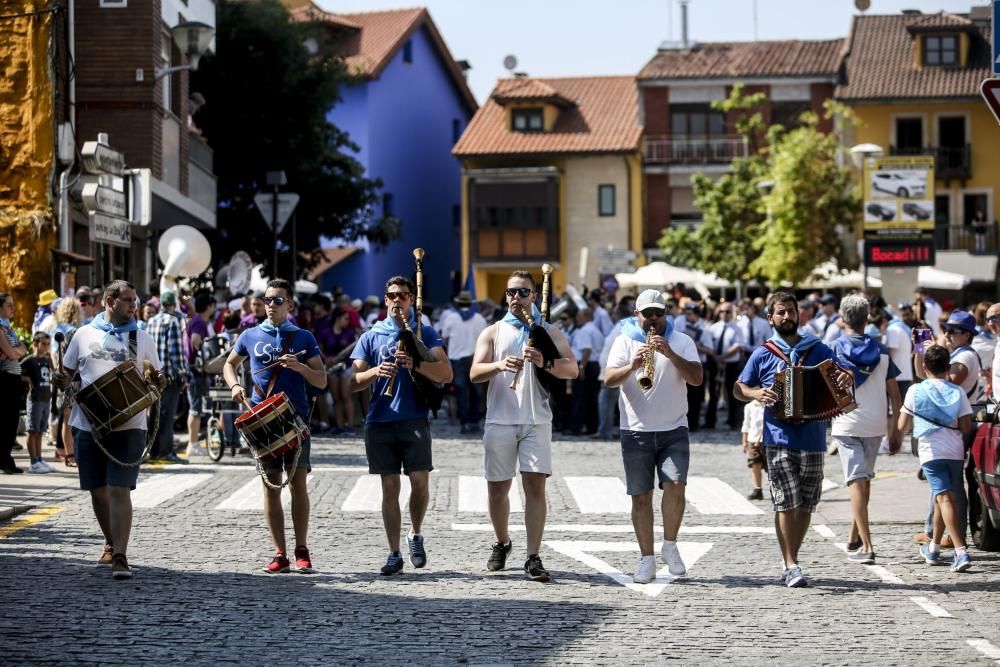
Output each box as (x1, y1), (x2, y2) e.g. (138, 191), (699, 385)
(56, 280), (162, 580)
(224, 279), (327, 574)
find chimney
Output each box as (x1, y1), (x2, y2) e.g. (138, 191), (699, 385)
(900, 9), (921, 17)
(680, 0), (690, 49)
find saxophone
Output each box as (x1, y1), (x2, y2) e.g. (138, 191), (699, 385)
(637, 326), (656, 391)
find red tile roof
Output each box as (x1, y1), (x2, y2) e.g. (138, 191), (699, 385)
(906, 11), (974, 31)
(638, 39), (843, 81)
(836, 12), (991, 101)
(492, 78), (574, 108)
(453, 76), (641, 157)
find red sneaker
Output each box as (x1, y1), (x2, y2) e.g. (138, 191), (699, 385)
(294, 545), (315, 574)
(263, 553), (290, 574)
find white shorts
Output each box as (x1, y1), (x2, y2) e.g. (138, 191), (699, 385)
(483, 423), (552, 481)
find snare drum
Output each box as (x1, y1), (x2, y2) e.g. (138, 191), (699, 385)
(76, 361), (160, 440)
(234, 392), (308, 463)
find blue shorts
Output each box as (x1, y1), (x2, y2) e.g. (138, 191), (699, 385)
(922, 459), (963, 497)
(620, 428), (690, 495)
(72, 428), (145, 491)
(186, 372), (211, 417)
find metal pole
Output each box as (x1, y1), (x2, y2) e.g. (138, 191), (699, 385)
(291, 211), (297, 284)
(272, 184), (279, 278)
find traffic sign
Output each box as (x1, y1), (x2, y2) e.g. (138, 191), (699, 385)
(88, 211), (131, 248)
(82, 182), (127, 218)
(597, 247), (638, 261)
(254, 192), (300, 235)
(993, 0), (1000, 75)
(598, 263), (635, 275)
(81, 140), (125, 176)
(982, 79), (1000, 125)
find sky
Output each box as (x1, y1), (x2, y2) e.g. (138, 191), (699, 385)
(315, 0), (990, 103)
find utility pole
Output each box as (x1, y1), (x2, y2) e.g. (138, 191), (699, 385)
(265, 170), (287, 278)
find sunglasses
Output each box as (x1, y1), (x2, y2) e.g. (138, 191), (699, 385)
(262, 296), (286, 305)
(987, 315), (1000, 324)
(943, 327), (965, 335)
(505, 287), (532, 298)
(640, 308), (664, 319)
(385, 292), (411, 301)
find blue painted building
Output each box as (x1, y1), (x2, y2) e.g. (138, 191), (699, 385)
(289, 4), (477, 304)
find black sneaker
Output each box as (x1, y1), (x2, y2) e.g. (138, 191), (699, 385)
(381, 551), (404, 576)
(487, 540), (512, 571)
(524, 554), (550, 582)
(845, 539), (863, 552)
(407, 533), (426, 569)
(747, 488), (763, 500)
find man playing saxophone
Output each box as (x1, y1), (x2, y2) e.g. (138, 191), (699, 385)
(604, 289), (703, 584)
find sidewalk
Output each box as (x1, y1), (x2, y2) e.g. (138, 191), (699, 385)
(0, 435), (83, 522)
(815, 469), (928, 526)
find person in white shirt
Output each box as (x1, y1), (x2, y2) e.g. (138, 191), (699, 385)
(595, 301), (632, 440)
(470, 271), (578, 582)
(988, 302), (1000, 401)
(707, 302), (744, 430)
(886, 303), (916, 398)
(680, 304), (714, 431)
(830, 295), (903, 565)
(587, 290), (614, 338)
(605, 289), (703, 584)
(56, 280), (163, 580)
(569, 308), (604, 435)
(737, 301), (772, 357)
(972, 302), (996, 397)
(741, 399), (766, 500)
(438, 291), (487, 434)
(914, 287), (943, 339)
(814, 294), (843, 343)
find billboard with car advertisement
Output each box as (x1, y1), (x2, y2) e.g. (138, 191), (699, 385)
(862, 155), (935, 232)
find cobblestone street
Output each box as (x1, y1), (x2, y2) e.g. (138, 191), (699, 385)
(2, 422), (999, 665)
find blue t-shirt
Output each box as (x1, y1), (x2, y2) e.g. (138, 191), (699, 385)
(738, 340), (837, 451)
(351, 325), (443, 423)
(234, 325), (320, 420)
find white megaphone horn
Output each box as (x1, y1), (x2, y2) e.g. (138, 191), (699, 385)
(158, 225), (211, 296)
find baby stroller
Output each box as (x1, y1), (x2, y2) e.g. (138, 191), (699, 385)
(200, 335), (247, 461)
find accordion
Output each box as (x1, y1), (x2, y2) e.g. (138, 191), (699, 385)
(770, 359), (857, 423)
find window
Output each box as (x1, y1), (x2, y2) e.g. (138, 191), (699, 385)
(382, 193), (394, 217)
(511, 108), (544, 133)
(923, 35), (958, 66)
(771, 102), (810, 130)
(100, 0), (127, 7)
(598, 184), (615, 217)
(895, 117), (923, 151)
(670, 105), (725, 137)
(403, 40), (413, 63)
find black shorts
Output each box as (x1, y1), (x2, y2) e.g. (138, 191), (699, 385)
(364, 418), (433, 475)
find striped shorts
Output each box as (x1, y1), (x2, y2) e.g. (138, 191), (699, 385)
(766, 446), (825, 513)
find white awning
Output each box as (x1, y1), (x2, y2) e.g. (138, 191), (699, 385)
(800, 261), (882, 289)
(615, 261), (728, 290)
(917, 266), (971, 290)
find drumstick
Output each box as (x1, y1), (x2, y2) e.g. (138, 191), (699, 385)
(252, 350), (307, 376)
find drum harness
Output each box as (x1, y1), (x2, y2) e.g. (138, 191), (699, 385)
(246, 337), (302, 491)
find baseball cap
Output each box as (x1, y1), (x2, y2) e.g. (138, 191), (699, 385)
(160, 291), (177, 306)
(635, 289), (666, 311)
(943, 310), (977, 335)
(819, 294), (837, 306)
(897, 301), (913, 311)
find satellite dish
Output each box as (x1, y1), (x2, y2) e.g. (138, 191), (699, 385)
(503, 54), (518, 72)
(157, 225), (211, 295)
(854, 0), (870, 11)
(226, 251), (253, 296)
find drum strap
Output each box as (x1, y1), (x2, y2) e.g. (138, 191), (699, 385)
(253, 337), (292, 400)
(129, 329), (137, 362)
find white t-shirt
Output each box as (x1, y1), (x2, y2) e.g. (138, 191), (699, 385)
(741, 399), (765, 443)
(950, 346), (981, 397)
(885, 323), (913, 382)
(993, 338), (1000, 402)
(923, 299), (943, 337)
(972, 332), (995, 386)
(832, 350), (893, 438)
(598, 321), (623, 381)
(903, 380), (971, 464)
(63, 324), (162, 432)
(681, 318), (713, 362)
(607, 330), (700, 432)
(709, 321), (743, 364)
(438, 310), (487, 360)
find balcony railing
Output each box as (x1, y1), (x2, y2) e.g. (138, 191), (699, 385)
(933, 224), (998, 254)
(644, 135), (749, 164)
(890, 144), (971, 181)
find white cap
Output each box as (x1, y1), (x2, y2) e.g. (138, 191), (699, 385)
(635, 289), (666, 310)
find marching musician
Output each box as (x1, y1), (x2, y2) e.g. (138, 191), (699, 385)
(349, 276), (452, 576)
(734, 291), (853, 589)
(604, 289), (702, 584)
(469, 270), (577, 582)
(56, 280), (162, 580)
(224, 279), (327, 575)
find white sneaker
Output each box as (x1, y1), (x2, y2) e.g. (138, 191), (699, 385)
(633, 555), (657, 584)
(660, 541), (686, 576)
(37, 460), (55, 473)
(186, 445), (208, 458)
(26, 461), (46, 474)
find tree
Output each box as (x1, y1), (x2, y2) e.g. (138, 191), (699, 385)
(191, 0), (399, 277)
(658, 85), (861, 286)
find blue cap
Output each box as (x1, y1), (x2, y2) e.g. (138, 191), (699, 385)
(944, 310), (977, 335)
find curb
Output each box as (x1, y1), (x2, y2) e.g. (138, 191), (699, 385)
(0, 505), (34, 523)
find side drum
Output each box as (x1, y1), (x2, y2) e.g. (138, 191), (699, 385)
(234, 392), (307, 463)
(75, 361), (159, 440)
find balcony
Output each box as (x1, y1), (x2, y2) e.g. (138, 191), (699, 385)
(890, 144), (971, 182)
(188, 135), (217, 213)
(644, 135), (749, 165)
(933, 224), (998, 255)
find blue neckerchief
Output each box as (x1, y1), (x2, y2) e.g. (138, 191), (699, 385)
(32, 306), (50, 332)
(621, 315), (673, 343)
(768, 331), (820, 366)
(834, 334), (881, 388)
(0, 317), (10, 329)
(911, 380), (962, 438)
(90, 312), (138, 347)
(451, 305), (478, 322)
(371, 309), (419, 342)
(55, 322), (75, 335)
(949, 344), (975, 362)
(888, 317), (912, 339)
(500, 304), (549, 345)
(259, 318), (300, 349)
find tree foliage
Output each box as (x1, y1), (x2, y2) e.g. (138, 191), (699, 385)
(191, 0), (399, 277)
(657, 85), (861, 285)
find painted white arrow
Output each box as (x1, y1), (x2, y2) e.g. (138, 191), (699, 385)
(544, 540), (713, 597)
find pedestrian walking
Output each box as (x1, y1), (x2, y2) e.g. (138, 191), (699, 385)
(350, 275), (452, 576)
(734, 291), (853, 588)
(469, 270), (577, 582)
(21, 332), (55, 473)
(604, 289), (703, 584)
(830, 295), (903, 565)
(224, 279), (328, 574)
(439, 290), (487, 434)
(0, 292), (28, 474)
(144, 291), (189, 464)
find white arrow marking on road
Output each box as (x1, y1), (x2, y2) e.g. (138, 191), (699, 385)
(564, 477), (632, 513)
(910, 596), (953, 618)
(685, 476), (764, 515)
(966, 639), (1000, 661)
(341, 475), (411, 512)
(458, 476), (523, 512)
(132, 473), (212, 508)
(452, 523), (773, 534)
(544, 540), (713, 597)
(214, 474), (313, 511)
(821, 478), (840, 492)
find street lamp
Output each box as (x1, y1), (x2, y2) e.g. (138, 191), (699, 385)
(155, 21), (215, 80)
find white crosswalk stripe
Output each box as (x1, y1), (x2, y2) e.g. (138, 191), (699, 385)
(564, 477), (632, 513)
(214, 474), (312, 511)
(684, 476), (764, 515)
(132, 473), (212, 508)
(457, 475), (524, 513)
(341, 475), (411, 512)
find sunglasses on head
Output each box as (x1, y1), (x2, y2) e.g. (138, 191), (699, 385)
(640, 308), (663, 319)
(262, 296), (286, 305)
(385, 291), (411, 301)
(505, 287), (532, 298)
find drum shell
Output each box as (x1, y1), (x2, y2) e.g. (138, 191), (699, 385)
(234, 392), (306, 462)
(75, 362), (158, 438)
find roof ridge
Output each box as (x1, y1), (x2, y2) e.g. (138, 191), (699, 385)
(335, 6), (426, 18)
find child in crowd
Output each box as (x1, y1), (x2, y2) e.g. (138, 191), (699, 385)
(21, 332), (54, 473)
(898, 344), (973, 572)
(741, 398), (767, 500)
